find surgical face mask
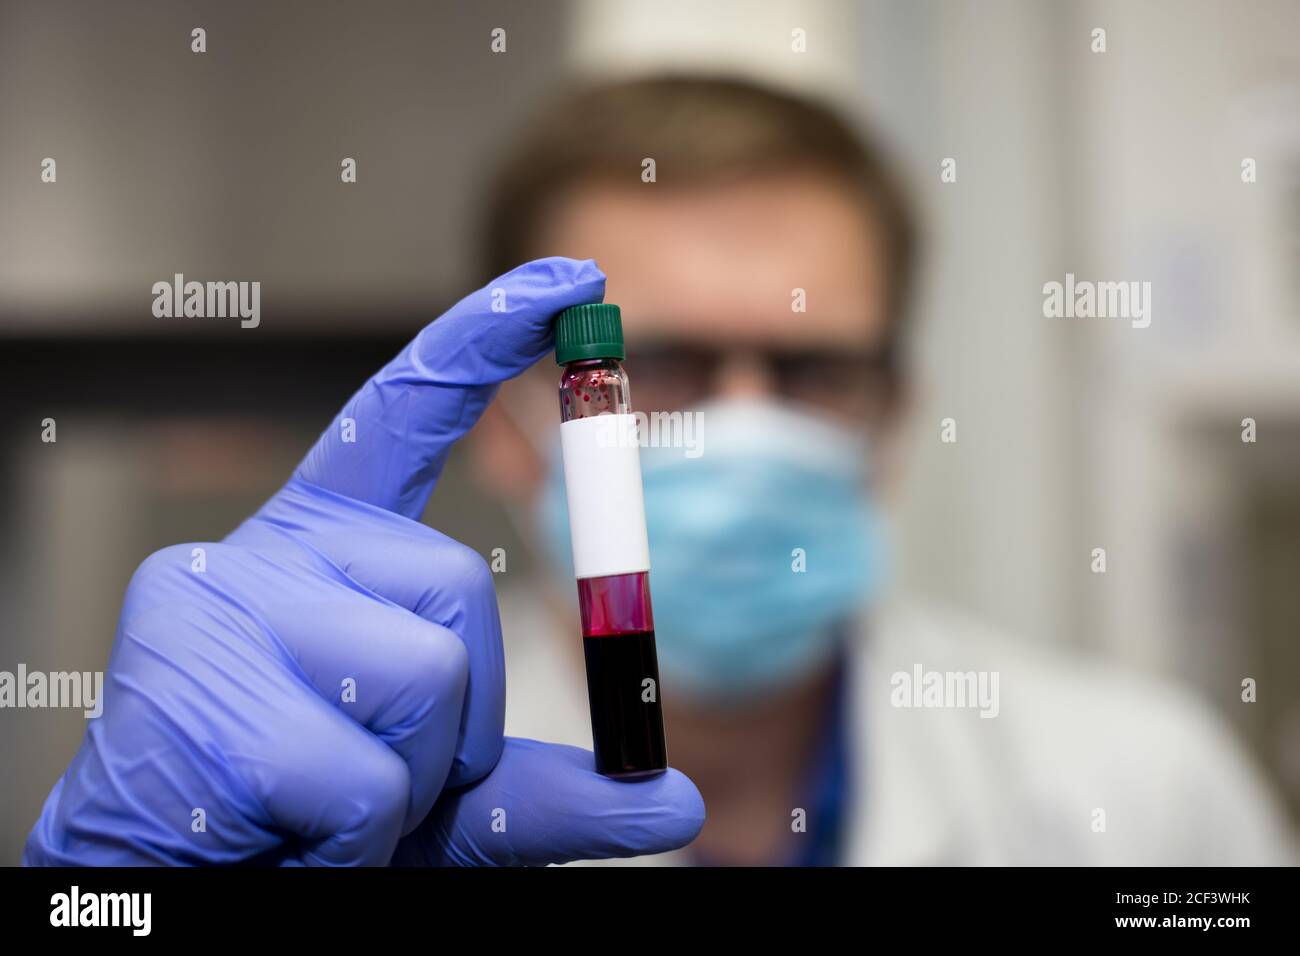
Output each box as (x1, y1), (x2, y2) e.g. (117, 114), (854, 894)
(536, 397), (887, 701)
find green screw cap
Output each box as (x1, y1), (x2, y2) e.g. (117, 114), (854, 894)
(554, 303), (624, 365)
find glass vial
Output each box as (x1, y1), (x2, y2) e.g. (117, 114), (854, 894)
(554, 303), (668, 778)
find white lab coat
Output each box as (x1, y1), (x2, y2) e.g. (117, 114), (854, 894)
(500, 589), (1295, 865)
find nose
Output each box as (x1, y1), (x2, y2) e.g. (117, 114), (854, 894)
(712, 351), (776, 400)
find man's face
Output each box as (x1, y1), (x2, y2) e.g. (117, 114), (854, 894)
(475, 172), (897, 495)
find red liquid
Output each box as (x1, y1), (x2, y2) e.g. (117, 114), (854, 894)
(578, 572), (667, 778)
(561, 358), (667, 778)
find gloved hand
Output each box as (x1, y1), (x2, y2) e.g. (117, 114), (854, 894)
(24, 257), (705, 866)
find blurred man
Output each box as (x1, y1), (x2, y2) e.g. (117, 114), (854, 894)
(471, 75), (1294, 865)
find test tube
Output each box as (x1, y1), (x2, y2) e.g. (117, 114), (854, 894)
(554, 303), (668, 778)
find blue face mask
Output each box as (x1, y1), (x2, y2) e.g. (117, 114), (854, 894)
(537, 397), (887, 701)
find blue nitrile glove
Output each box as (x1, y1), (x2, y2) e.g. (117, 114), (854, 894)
(24, 258), (705, 866)
(394, 738), (703, 866)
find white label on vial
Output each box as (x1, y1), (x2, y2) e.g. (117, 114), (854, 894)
(559, 413), (651, 579)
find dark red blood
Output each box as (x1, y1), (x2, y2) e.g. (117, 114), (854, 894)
(583, 630), (666, 777)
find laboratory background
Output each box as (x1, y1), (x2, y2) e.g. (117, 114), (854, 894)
(2, 0), (1299, 865)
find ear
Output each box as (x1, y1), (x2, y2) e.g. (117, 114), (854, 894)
(467, 375), (549, 502)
